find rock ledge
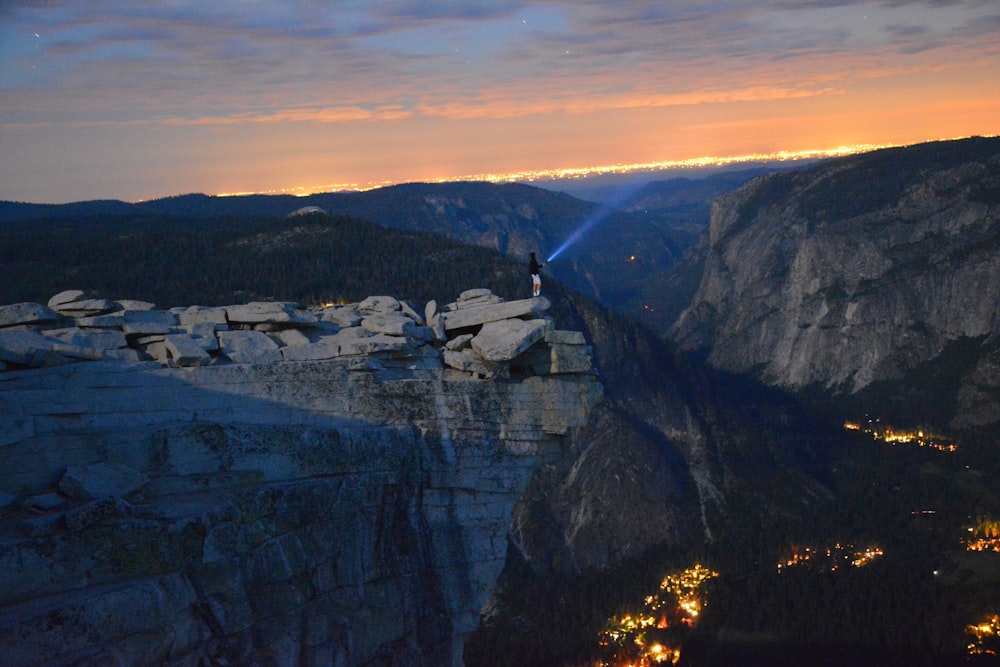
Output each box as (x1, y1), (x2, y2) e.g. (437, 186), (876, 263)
(0, 288), (600, 667)
(0, 287), (593, 379)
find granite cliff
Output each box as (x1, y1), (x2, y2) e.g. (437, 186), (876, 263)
(0, 289), (601, 666)
(672, 137), (1000, 432)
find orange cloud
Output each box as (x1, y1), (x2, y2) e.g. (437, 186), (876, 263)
(158, 105), (413, 126)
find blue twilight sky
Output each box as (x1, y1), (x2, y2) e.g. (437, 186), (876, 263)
(1, 0), (998, 203)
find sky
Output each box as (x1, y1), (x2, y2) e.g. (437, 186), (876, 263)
(1, 1), (998, 204)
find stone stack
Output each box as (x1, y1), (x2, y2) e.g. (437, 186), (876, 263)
(0, 288), (593, 380)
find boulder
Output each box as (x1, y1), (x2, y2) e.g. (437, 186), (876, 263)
(357, 296), (400, 314)
(334, 326), (373, 340)
(447, 289), (505, 311)
(114, 299), (156, 311)
(458, 288), (493, 301)
(224, 302), (315, 325)
(276, 329), (310, 347)
(175, 305), (228, 326)
(400, 300), (424, 325)
(58, 463), (149, 501)
(0, 302), (62, 328)
(361, 313), (417, 337)
(429, 316), (446, 342)
(250, 322), (298, 332)
(182, 322), (223, 346)
(471, 318), (549, 362)
(218, 330), (281, 364)
(47, 290), (86, 309)
(121, 310), (179, 336)
(163, 334), (213, 367)
(441, 296), (549, 331)
(53, 298), (117, 316)
(445, 333), (474, 351)
(319, 306), (362, 327)
(141, 341), (171, 364)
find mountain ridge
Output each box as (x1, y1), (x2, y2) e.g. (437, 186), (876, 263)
(671, 136), (1000, 435)
(0, 172), (764, 328)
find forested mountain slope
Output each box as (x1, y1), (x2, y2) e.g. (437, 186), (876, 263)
(1, 172), (765, 332)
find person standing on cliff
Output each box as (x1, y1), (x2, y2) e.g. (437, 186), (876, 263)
(529, 252), (545, 297)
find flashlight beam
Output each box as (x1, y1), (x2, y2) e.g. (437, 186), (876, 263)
(547, 182), (645, 263)
(548, 213), (604, 262)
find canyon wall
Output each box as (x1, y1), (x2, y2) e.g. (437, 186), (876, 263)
(672, 138), (1000, 431)
(0, 290), (601, 666)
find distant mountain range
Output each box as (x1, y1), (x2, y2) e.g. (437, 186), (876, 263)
(0, 169), (769, 328)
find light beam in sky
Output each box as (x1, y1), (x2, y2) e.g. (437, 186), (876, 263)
(547, 183), (644, 263)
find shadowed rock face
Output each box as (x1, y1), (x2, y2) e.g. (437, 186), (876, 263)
(671, 137), (1000, 431)
(0, 290), (601, 667)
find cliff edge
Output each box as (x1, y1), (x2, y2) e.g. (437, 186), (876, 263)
(672, 137), (1000, 431)
(0, 288), (601, 667)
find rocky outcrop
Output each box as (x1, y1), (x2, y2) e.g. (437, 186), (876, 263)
(0, 289), (601, 666)
(671, 137), (1000, 430)
(0, 288), (586, 377)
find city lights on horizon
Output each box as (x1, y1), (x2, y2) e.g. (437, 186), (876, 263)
(212, 141), (912, 199)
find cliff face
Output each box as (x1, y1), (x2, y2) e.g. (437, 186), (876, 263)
(0, 290), (600, 667)
(672, 138), (1000, 431)
(498, 293), (837, 581)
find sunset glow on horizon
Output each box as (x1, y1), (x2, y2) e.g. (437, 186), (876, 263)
(213, 141), (921, 197)
(2, 2), (998, 204)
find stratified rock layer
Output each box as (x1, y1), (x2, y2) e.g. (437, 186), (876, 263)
(0, 289), (601, 667)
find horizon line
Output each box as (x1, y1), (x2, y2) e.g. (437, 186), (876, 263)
(213, 142), (902, 199)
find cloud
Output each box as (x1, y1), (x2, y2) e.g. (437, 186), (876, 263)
(4, 0), (996, 121)
(159, 105), (411, 126)
(1, 0), (998, 203)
